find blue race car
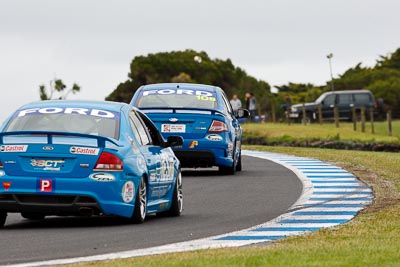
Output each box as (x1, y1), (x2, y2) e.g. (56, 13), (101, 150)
(0, 100), (183, 227)
(130, 83), (249, 175)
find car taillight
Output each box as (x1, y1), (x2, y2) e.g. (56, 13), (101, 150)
(208, 120), (228, 132)
(94, 152), (123, 171)
(0, 161), (3, 168)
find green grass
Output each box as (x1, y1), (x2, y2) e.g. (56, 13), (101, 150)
(69, 146), (400, 267)
(242, 121), (400, 144)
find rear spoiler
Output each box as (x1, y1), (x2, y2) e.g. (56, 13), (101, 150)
(0, 131), (121, 147)
(140, 107), (225, 116)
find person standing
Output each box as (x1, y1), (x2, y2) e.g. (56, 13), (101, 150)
(230, 94), (242, 112)
(245, 92), (257, 122)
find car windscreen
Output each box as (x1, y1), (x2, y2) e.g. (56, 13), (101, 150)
(4, 107), (120, 139)
(136, 89), (218, 110)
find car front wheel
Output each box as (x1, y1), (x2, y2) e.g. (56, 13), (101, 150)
(0, 211), (7, 228)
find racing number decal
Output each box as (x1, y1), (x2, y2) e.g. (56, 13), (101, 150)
(196, 95), (216, 102)
(156, 153), (175, 182)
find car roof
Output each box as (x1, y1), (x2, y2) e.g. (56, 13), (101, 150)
(16, 100), (130, 113)
(139, 83), (220, 93)
(323, 89), (372, 95)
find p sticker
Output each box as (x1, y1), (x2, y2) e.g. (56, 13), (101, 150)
(37, 179), (55, 193)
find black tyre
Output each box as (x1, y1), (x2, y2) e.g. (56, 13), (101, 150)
(21, 212), (45, 221)
(131, 177), (147, 224)
(219, 163), (235, 175)
(167, 170), (183, 217)
(0, 211), (6, 228)
(236, 152), (242, 171)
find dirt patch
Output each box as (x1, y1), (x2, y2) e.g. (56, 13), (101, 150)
(329, 162), (400, 213)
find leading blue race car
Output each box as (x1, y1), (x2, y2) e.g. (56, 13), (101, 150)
(130, 83), (249, 175)
(0, 100), (183, 227)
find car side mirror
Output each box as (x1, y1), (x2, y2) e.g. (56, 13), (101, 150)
(166, 136), (183, 147)
(235, 108), (250, 118)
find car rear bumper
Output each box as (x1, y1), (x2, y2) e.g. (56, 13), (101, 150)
(0, 175), (138, 218)
(174, 148), (233, 168)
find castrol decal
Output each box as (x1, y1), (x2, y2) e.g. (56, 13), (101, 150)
(70, 146), (100, 155)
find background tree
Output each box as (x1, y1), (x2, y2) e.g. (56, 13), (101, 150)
(39, 78), (81, 100)
(106, 49), (273, 118)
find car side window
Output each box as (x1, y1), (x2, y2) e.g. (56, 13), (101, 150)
(354, 93), (371, 105)
(220, 90), (233, 115)
(129, 111), (152, 145)
(338, 94), (353, 105)
(323, 95), (336, 106)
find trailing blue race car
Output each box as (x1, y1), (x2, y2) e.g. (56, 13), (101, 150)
(0, 100), (183, 227)
(130, 83), (249, 175)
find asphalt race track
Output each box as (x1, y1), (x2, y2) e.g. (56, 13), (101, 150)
(0, 156), (302, 266)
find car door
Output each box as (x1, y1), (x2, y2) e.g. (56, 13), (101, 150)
(128, 110), (174, 207)
(321, 94), (336, 119)
(220, 90), (241, 159)
(337, 93), (354, 119)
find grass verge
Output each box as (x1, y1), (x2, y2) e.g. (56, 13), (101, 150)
(242, 121), (400, 144)
(69, 146), (400, 267)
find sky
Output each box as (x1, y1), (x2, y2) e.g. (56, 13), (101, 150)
(1, 0), (400, 122)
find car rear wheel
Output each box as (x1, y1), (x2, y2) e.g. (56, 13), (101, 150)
(21, 212), (45, 221)
(131, 177), (147, 224)
(0, 211), (7, 228)
(236, 152), (242, 171)
(166, 170), (183, 216)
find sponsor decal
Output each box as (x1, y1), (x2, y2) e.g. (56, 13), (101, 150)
(161, 124), (186, 133)
(189, 140), (198, 148)
(16, 108), (119, 120)
(149, 171), (156, 182)
(89, 173), (115, 182)
(150, 185), (171, 198)
(42, 146), (54, 151)
(0, 145), (28, 153)
(142, 89), (214, 97)
(70, 146), (100, 155)
(169, 118), (178, 122)
(122, 181), (135, 203)
(0, 170), (4, 177)
(2, 182), (11, 191)
(227, 143), (234, 158)
(30, 159), (64, 171)
(37, 179), (54, 192)
(136, 155), (146, 172)
(158, 153), (175, 182)
(206, 134), (223, 141)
